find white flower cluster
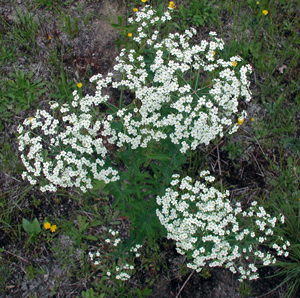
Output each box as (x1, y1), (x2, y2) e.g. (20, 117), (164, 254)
(105, 228), (122, 247)
(112, 243), (143, 281)
(156, 172), (290, 281)
(87, 228), (138, 281)
(111, 5), (252, 153)
(17, 89), (119, 193)
(88, 249), (134, 281)
(115, 263), (135, 281)
(88, 250), (101, 265)
(130, 243), (143, 258)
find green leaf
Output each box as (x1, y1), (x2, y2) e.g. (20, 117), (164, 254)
(22, 218), (41, 236)
(111, 221), (121, 225)
(92, 179), (105, 191)
(146, 154), (171, 161)
(84, 235), (98, 241)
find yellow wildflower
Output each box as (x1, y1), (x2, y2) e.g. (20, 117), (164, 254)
(168, 1), (176, 9)
(141, 0), (147, 2)
(77, 82), (82, 88)
(237, 117), (245, 125)
(50, 225), (57, 233)
(231, 61), (238, 67)
(44, 222), (51, 230)
(28, 117), (34, 123)
(48, 36), (52, 40)
(213, 51), (216, 55)
(133, 8), (138, 12)
(251, 117), (255, 122)
(256, 1), (259, 4)
(128, 32), (133, 37)
(262, 10), (268, 15)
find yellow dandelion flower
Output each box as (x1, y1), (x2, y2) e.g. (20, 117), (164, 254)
(231, 61), (238, 67)
(77, 82), (82, 88)
(213, 51), (216, 55)
(44, 222), (51, 230)
(48, 36), (52, 40)
(141, 0), (147, 2)
(168, 1), (176, 9)
(133, 8), (138, 12)
(237, 117), (245, 125)
(256, 1), (259, 4)
(262, 10), (268, 15)
(50, 225), (57, 233)
(251, 117), (255, 122)
(128, 32), (133, 37)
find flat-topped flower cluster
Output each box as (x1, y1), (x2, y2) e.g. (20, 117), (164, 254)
(112, 7), (252, 152)
(17, 5), (252, 192)
(156, 171), (290, 281)
(17, 101), (119, 193)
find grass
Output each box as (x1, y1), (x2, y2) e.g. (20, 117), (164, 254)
(0, 0), (299, 297)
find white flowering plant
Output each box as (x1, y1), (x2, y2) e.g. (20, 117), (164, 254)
(156, 171), (290, 281)
(18, 4), (251, 190)
(16, 4), (286, 282)
(88, 228), (142, 282)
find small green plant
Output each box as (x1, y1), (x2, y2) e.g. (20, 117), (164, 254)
(25, 263), (45, 280)
(80, 288), (101, 298)
(239, 279), (255, 298)
(1, 70), (46, 115)
(0, 259), (12, 293)
(22, 218), (42, 237)
(0, 70), (46, 130)
(32, 0), (75, 10)
(0, 142), (24, 174)
(7, 8), (39, 52)
(223, 139), (244, 160)
(58, 11), (80, 38)
(175, 0), (219, 28)
(62, 215), (99, 245)
(47, 45), (79, 104)
(0, 183), (33, 241)
(51, 72), (77, 103)
(0, 43), (17, 66)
